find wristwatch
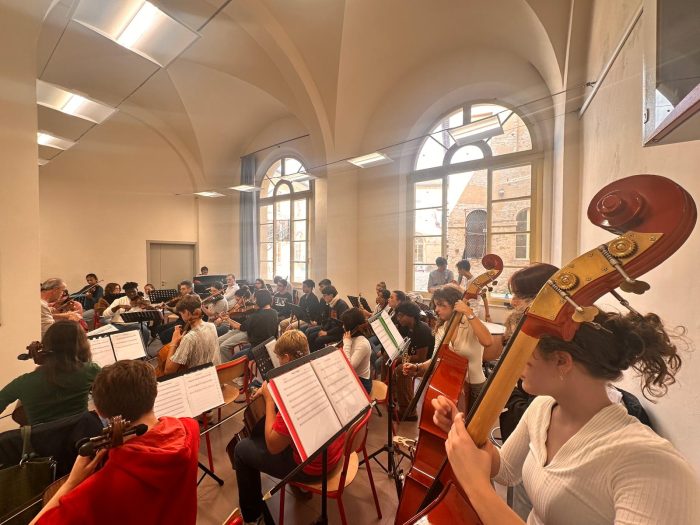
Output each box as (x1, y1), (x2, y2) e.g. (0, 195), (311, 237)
(466, 313), (476, 321)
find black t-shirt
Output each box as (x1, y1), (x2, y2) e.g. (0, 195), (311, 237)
(299, 293), (321, 323)
(401, 320), (434, 359)
(241, 308), (279, 347)
(272, 292), (293, 318)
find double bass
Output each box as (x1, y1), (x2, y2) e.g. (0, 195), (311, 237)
(401, 174), (696, 524)
(395, 254), (503, 524)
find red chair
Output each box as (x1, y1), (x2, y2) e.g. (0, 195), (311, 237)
(278, 410), (382, 525)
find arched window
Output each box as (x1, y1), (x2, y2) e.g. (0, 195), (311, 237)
(410, 102), (538, 295)
(258, 157), (312, 283)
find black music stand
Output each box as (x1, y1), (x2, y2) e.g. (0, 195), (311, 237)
(121, 310), (163, 345)
(360, 338), (411, 499)
(148, 289), (178, 305)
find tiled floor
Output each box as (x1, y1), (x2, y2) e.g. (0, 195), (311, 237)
(195, 400), (421, 524)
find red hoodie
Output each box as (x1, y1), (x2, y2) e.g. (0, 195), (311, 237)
(38, 417), (200, 525)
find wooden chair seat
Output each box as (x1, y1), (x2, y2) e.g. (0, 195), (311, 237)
(370, 380), (388, 402)
(291, 452), (358, 494)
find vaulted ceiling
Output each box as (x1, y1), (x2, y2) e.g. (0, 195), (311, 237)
(37, 0), (570, 193)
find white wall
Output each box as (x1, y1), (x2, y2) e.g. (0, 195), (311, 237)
(579, 0), (700, 469)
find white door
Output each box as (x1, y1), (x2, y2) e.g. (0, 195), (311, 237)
(148, 243), (196, 289)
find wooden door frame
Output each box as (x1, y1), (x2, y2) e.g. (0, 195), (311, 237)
(146, 240), (198, 287)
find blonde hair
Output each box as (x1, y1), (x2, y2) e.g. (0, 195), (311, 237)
(275, 330), (310, 361)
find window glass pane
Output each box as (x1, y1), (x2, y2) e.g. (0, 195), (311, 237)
(489, 266), (526, 299)
(415, 109), (462, 170)
(284, 158), (303, 175)
(275, 220), (290, 242)
(446, 170), (487, 268)
(414, 208), (442, 236)
(515, 232), (530, 260)
(294, 199), (307, 220)
(293, 242), (306, 262)
(450, 145), (484, 164)
(293, 220), (306, 241)
(292, 181), (310, 192)
(490, 234), (530, 267)
(260, 242), (273, 262)
(276, 183), (290, 196)
(259, 224), (273, 243)
(293, 263), (307, 283)
(260, 261), (273, 281)
(491, 199), (531, 234)
(275, 242), (291, 281)
(414, 179), (442, 208)
(259, 205), (272, 224)
(413, 236), (442, 264)
(492, 166), (531, 200)
(488, 112), (532, 156)
(412, 264), (433, 292)
(276, 200), (290, 220)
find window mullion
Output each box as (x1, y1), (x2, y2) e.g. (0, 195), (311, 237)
(486, 168), (493, 256)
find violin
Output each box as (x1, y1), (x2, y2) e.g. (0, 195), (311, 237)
(395, 254), (503, 524)
(402, 174), (697, 524)
(225, 299), (258, 321)
(77, 416), (148, 457)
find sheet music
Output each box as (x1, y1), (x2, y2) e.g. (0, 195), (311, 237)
(265, 339), (281, 368)
(270, 363), (341, 460)
(311, 349), (369, 426)
(153, 378), (190, 418)
(183, 365), (224, 416)
(110, 330), (146, 360)
(370, 310), (404, 361)
(89, 336), (116, 368)
(87, 324), (119, 336)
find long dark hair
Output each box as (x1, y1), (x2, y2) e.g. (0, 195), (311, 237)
(432, 285), (464, 329)
(509, 263), (559, 300)
(538, 311), (685, 400)
(41, 321), (92, 386)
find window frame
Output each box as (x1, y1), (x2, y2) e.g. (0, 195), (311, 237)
(407, 102), (542, 299)
(258, 156), (313, 285)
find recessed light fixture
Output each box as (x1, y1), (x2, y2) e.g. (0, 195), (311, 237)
(73, 0), (199, 67)
(36, 80), (116, 124)
(194, 191), (225, 198)
(449, 115), (503, 144)
(37, 131), (76, 150)
(38, 158), (49, 166)
(347, 152), (392, 168)
(229, 185), (260, 192)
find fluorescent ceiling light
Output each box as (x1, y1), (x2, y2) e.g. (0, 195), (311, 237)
(37, 131), (75, 150)
(36, 80), (116, 124)
(347, 152), (392, 168)
(229, 185), (259, 192)
(195, 191), (225, 198)
(449, 115), (503, 144)
(73, 0), (199, 67)
(38, 158), (49, 166)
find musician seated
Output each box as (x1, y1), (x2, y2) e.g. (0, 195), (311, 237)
(280, 279), (320, 332)
(32, 360), (200, 525)
(427, 256), (454, 293)
(387, 289), (407, 320)
(193, 266), (209, 284)
(306, 286), (349, 352)
(40, 278), (82, 337)
(162, 295), (221, 375)
(77, 273), (104, 327)
(202, 281), (229, 335)
(431, 310), (700, 525)
(224, 273), (239, 302)
(253, 278), (266, 291)
(157, 280), (197, 344)
(341, 308), (372, 394)
(272, 278), (293, 319)
(143, 283), (155, 294)
(273, 275), (293, 295)
(403, 285), (493, 409)
(218, 290), (278, 362)
(0, 321), (99, 425)
(100, 282), (152, 344)
(393, 301), (434, 421)
(232, 330), (344, 525)
(453, 259), (473, 289)
(361, 287), (390, 319)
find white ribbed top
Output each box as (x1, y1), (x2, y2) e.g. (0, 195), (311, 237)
(495, 396), (700, 525)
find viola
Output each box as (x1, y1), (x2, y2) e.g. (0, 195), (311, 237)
(395, 254), (503, 524)
(402, 174), (697, 524)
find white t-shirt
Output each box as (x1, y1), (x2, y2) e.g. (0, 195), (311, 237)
(433, 319), (486, 384)
(40, 299), (54, 337)
(342, 334), (371, 380)
(496, 396), (700, 525)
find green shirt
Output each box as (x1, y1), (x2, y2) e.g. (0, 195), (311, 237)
(0, 362), (101, 425)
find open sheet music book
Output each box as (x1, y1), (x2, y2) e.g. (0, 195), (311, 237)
(267, 346), (370, 461)
(369, 310), (406, 361)
(88, 328), (146, 367)
(153, 363), (225, 419)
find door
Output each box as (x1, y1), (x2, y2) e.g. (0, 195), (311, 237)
(148, 242), (196, 290)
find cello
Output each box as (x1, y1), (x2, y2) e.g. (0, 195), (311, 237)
(395, 254), (503, 524)
(401, 174), (697, 524)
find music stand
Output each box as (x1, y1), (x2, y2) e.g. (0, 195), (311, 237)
(288, 303), (308, 324)
(121, 310), (163, 345)
(360, 337), (411, 498)
(148, 289), (178, 304)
